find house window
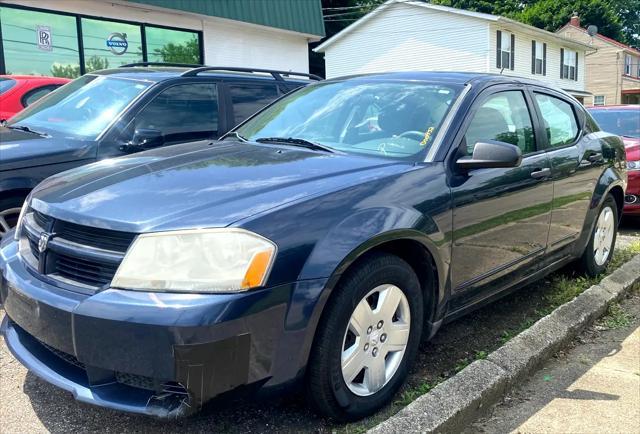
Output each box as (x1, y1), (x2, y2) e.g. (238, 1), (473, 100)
(561, 49), (578, 81)
(624, 55), (632, 76)
(593, 95), (605, 106)
(496, 30), (515, 70)
(531, 40), (546, 75)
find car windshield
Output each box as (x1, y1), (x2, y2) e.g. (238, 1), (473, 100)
(235, 80), (463, 160)
(8, 75), (151, 140)
(590, 109), (640, 139)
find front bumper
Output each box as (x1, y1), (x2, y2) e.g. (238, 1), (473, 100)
(624, 171), (640, 215)
(0, 236), (328, 418)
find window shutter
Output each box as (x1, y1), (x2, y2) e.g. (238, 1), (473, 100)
(510, 33), (515, 70)
(531, 40), (536, 74)
(497, 30), (502, 68)
(575, 52), (579, 81)
(543, 43), (547, 76)
(560, 48), (564, 78)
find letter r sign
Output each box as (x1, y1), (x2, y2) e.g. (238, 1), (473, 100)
(36, 25), (52, 51)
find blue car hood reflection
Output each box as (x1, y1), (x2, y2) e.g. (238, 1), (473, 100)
(0, 127), (95, 171)
(31, 140), (412, 232)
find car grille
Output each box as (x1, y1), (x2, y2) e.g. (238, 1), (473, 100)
(20, 209), (136, 291)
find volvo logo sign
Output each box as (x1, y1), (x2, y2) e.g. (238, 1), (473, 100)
(106, 32), (128, 55)
(38, 233), (52, 254)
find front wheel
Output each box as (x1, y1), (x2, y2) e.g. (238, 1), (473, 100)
(580, 195), (618, 276)
(0, 196), (26, 237)
(306, 253), (423, 421)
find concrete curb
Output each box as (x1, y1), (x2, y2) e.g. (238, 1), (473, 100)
(369, 254), (640, 434)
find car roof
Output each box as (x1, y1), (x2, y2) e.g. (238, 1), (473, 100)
(90, 67), (313, 84)
(587, 105), (640, 111)
(0, 75), (70, 82)
(324, 70), (567, 88)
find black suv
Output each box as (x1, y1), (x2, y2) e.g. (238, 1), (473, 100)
(0, 64), (319, 235)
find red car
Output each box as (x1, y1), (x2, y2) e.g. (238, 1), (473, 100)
(589, 105), (640, 216)
(0, 75), (70, 121)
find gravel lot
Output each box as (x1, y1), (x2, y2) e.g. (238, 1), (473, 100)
(1, 218), (638, 433)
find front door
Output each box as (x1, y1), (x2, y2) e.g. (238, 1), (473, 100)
(449, 88), (553, 309)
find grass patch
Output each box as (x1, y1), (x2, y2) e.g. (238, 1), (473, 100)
(601, 303), (633, 329)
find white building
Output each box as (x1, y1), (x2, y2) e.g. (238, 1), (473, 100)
(315, 0), (592, 102)
(0, 0), (324, 77)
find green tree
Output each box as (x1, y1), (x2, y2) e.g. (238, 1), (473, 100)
(610, 0), (640, 48)
(51, 56), (109, 78)
(513, 0), (624, 41)
(430, 0), (525, 16)
(152, 38), (200, 64)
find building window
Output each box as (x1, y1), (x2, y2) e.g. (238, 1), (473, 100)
(593, 95), (605, 106)
(0, 6), (81, 77)
(145, 26), (200, 64)
(81, 18), (143, 72)
(561, 49), (578, 81)
(0, 5), (204, 77)
(496, 30), (515, 70)
(624, 55), (633, 76)
(531, 40), (546, 75)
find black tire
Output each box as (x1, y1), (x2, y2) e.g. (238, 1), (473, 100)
(580, 195), (619, 277)
(0, 196), (26, 236)
(306, 253), (424, 421)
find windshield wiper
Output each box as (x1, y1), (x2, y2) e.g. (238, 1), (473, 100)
(255, 137), (335, 153)
(7, 124), (50, 138)
(221, 131), (247, 142)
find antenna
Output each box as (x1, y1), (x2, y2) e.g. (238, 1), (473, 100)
(587, 25), (598, 36)
(500, 67), (505, 75)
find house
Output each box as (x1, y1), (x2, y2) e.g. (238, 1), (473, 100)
(0, 0), (324, 77)
(556, 15), (640, 105)
(315, 0), (592, 102)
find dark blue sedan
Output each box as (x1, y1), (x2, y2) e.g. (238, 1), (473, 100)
(0, 72), (627, 421)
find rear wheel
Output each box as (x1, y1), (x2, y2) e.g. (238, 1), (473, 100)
(0, 196), (25, 237)
(580, 195), (618, 276)
(306, 253), (423, 421)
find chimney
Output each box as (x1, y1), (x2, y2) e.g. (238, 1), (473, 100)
(570, 13), (581, 27)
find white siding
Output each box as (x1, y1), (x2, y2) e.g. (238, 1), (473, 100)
(202, 20), (309, 72)
(4, 0), (311, 72)
(323, 3), (490, 78)
(488, 24), (585, 91)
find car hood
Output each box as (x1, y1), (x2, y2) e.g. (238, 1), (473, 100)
(31, 140), (414, 232)
(0, 126), (95, 171)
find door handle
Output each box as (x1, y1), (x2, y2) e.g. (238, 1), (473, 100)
(530, 168), (551, 179)
(587, 152), (603, 163)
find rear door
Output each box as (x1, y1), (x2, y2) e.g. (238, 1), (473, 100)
(224, 81), (280, 129)
(449, 86), (553, 308)
(529, 88), (603, 251)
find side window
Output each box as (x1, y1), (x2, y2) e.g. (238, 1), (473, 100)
(229, 83), (279, 126)
(534, 93), (579, 148)
(21, 85), (60, 107)
(464, 91), (535, 155)
(135, 83), (218, 143)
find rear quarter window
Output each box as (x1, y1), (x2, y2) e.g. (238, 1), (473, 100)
(0, 78), (16, 95)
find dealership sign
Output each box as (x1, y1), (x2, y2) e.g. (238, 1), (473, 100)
(36, 25), (52, 51)
(106, 32), (128, 55)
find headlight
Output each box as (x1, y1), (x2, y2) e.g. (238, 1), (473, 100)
(13, 199), (30, 241)
(111, 228), (277, 293)
(628, 160), (640, 171)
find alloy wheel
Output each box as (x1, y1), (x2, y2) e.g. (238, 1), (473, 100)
(593, 206), (615, 266)
(0, 207), (21, 236)
(341, 284), (411, 396)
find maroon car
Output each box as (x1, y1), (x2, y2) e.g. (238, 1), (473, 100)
(589, 105), (640, 216)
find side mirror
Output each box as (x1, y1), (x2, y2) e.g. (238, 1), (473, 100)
(456, 140), (522, 170)
(121, 128), (164, 153)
